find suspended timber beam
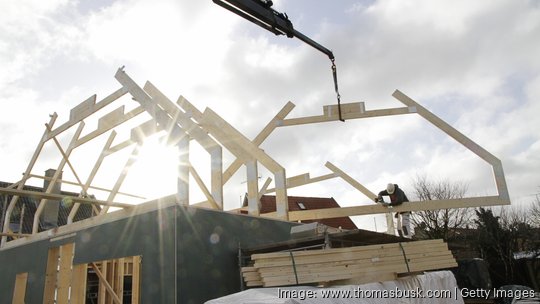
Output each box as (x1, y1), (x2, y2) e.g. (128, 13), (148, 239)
(279, 106), (415, 127)
(391, 89), (510, 202)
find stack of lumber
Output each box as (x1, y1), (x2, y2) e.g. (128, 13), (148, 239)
(242, 239), (456, 287)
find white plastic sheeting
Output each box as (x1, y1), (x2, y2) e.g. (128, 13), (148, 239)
(206, 271), (464, 304)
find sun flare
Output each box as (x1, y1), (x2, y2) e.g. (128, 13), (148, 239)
(121, 136), (180, 201)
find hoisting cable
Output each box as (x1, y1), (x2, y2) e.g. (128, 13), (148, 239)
(330, 58), (344, 122)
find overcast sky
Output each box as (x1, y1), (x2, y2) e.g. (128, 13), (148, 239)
(1, 0), (539, 231)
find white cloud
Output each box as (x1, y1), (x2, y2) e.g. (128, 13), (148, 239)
(1, 0), (539, 230)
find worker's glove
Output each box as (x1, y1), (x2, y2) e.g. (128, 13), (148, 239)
(373, 197), (378, 202)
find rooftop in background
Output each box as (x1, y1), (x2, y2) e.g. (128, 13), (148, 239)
(244, 195), (358, 230)
(0, 181), (95, 235)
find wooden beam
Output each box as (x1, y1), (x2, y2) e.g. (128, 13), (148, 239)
(76, 106), (145, 147)
(29, 174), (145, 200)
(91, 262), (122, 304)
(43, 247), (59, 304)
(323, 102), (365, 118)
(177, 95), (204, 123)
(99, 146), (140, 215)
(132, 256), (141, 304)
(177, 136), (190, 206)
(325, 162), (377, 198)
(246, 160), (260, 216)
(71, 263), (88, 303)
(45, 123), (88, 196)
(279, 107), (415, 127)
(144, 82), (221, 152)
(0, 188), (132, 208)
(189, 164), (219, 209)
(47, 87), (128, 140)
(274, 169), (289, 220)
(33, 123), (85, 234)
(265, 172), (337, 193)
(200, 108), (284, 173)
(0, 232), (30, 237)
(258, 177), (272, 200)
(11, 272), (28, 304)
(221, 101), (295, 184)
(287, 196), (507, 221)
(1, 113), (57, 247)
(56, 243), (75, 304)
(392, 90), (510, 202)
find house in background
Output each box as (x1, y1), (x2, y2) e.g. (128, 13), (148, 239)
(242, 195), (358, 230)
(0, 169), (95, 236)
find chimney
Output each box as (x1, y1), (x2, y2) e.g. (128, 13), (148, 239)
(41, 169), (62, 230)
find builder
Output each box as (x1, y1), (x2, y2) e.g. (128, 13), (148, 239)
(375, 183), (411, 238)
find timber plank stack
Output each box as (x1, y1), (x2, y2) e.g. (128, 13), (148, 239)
(242, 239), (456, 287)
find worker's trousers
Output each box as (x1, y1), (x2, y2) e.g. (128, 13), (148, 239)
(396, 212), (411, 238)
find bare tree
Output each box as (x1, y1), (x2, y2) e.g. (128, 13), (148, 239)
(411, 174), (472, 240)
(531, 193), (540, 228)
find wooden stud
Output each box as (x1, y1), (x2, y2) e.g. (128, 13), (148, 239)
(1, 113), (57, 246)
(131, 256), (141, 304)
(246, 160), (260, 216)
(43, 247), (60, 304)
(11, 272), (28, 304)
(177, 136), (190, 206)
(71, 263), (88, 303)
(56, 243), (75, 304)
(117, 258), (125, 303)
(92, 262), (122, 304)
(98, 262), (107, 304)
(274, 169), (289, 220)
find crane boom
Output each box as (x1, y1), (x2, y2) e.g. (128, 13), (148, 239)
(213, 0), (344, 121)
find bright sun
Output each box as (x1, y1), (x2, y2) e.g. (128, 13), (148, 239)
(121, 136), (180, 200)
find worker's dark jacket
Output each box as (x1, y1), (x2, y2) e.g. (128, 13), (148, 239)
(378, 184), (409, 206)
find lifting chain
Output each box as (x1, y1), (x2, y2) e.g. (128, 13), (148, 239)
(331, 58), (344, 122)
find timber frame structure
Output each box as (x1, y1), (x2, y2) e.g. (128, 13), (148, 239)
(0, 68), (510, 246)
